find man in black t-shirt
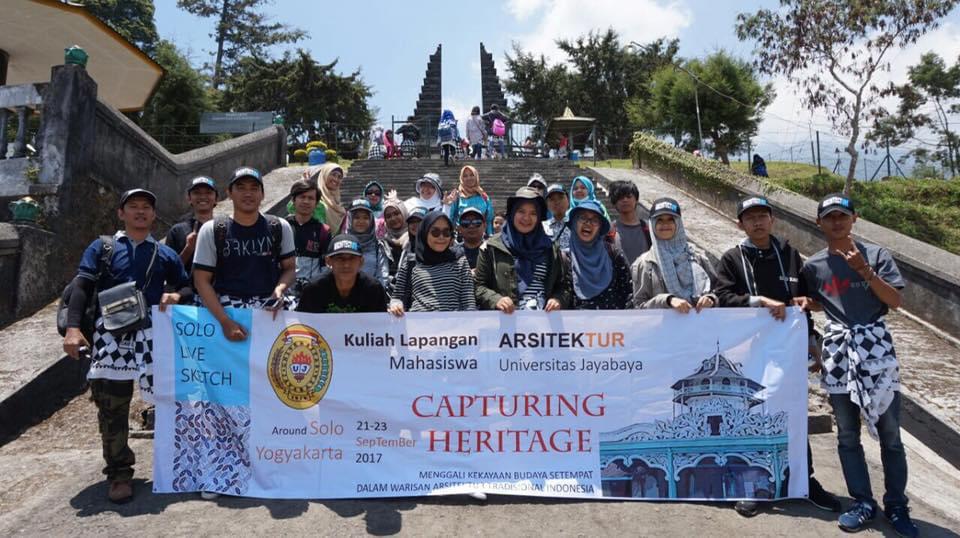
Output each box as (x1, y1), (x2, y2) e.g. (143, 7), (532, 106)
(456, 207), (485, 270)
(166, 176), (218, 273)
(285, 179), (331, 297)
(297, 235), (388, 313)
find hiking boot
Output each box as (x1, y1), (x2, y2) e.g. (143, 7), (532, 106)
(807, 478), (841, 512)
(108, 480), (133, 504)
(734, 500), (760, 517)
(884, 505), (918, 538)
(468, 491), (487, 501)
(838, 501), (876, 532)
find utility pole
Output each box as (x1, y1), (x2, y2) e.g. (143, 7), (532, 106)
(674, 63), (704, 155)
(816, 131), (822, 175)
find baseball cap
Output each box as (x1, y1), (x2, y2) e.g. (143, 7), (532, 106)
(546, 183), (566, 196)
(327, 234), (363, 257)
(459, 207), (485, 221)
(737, 196), (772, 217)
(649, 197), (681, 219)
(187, 176), (218, 195)
(348, 198), (373, 214)
(407, 206), (428, 222)
(817, 193), (856, 218)
(119, 188), (157, 208)
(229, 166), (263, 187)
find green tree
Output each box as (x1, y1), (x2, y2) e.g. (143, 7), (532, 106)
(83, 0), (159, 55)
(139, 40), (215, 151)
(177, 0), (306, 89)
(736, 0), (958, 194)
(875, 52), (960, 177)
(503, 30), (677, 156)
(502, 45), (572, 136)
(640, 52), (773, 164)
(220, 49), (374, 145)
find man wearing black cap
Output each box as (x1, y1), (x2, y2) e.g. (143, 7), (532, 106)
(296, 235), (389, 313)
(456, 206), (486, 270)
(193, 166), (297, 340)
(542, 183), (571, 251)
(714, 195), (841, 518)
(797, 193), (914, 536)
(165, 176), (218, 273)
(62, 189), (190, 504)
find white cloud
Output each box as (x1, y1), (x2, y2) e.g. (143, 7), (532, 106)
(506, 0), (691, 62)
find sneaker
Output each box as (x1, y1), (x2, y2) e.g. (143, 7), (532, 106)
(807, 478), (842, 512)
(734, 500), (760, 517)
(884, 505), (919, 538)
(200, 491), (220, 500)
(108, 480), (133, 504)
(838, 501), (876, 532)
(468, 491), (487, 501)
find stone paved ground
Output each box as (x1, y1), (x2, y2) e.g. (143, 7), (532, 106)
(1, 165), (959, 536)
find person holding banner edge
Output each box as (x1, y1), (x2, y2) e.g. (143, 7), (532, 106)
(796, 193), (916, 537)
(62, 189), (190, 504)
(565, 200), (633, 310)
(474, 187), (571, 313)
(714, 195), (841, 518)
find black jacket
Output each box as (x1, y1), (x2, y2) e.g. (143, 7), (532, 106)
(715, 236), (806, 306)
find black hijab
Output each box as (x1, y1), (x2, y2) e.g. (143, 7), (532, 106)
(415, 210), (458, 266)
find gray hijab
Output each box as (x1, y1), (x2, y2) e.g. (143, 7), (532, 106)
(649, 214), (701, 302)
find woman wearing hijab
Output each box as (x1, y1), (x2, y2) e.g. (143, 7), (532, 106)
(437, 109), (460, 167)
(475, 187), (571, 312)
(363, 181), (385, 222)
(388, 211), (475, 315)
(632, 197), (718, 313)
(567, 200), (633, 310)
(404, 173), (443, 213)
(287, 163), (346, 233)
(448, 165), (494, 236)
(346, 199), (391, 289)
(376, 194), (409, 275)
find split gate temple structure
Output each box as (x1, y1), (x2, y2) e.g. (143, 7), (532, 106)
(408, 43), (508, 134)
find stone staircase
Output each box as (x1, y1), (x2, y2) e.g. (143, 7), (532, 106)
(341, 158), (607, 215)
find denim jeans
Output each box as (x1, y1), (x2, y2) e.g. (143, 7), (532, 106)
(471, 143), (483, 158)
(829, 391), (908, 508)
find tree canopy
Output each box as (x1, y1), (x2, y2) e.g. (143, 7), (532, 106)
(177, 0), (306, 89)
(736, 0), (958, 193)
(220, 49), (374, 144)
(503, 30), (678, 155)
(82, 0), (159, 55)
(638, 51), (773, 164)
(139, 40), (215, 151)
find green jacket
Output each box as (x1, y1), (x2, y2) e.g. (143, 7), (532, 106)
(474, 233), (572, 310)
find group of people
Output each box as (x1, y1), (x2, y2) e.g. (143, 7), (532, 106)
(59, 161), (918, 537)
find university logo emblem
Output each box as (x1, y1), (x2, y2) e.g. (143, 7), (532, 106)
(267, 324), (332, 409)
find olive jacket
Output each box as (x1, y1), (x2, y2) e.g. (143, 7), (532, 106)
(474, 233), (572, 309)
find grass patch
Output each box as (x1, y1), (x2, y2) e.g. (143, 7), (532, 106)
(580, 158), (634, 169)
(731, 161), (960, 255)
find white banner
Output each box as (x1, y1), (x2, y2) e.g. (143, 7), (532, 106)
(152, 306), (809, 501)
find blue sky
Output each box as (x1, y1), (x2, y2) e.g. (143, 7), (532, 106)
(155, 0), (960, 170)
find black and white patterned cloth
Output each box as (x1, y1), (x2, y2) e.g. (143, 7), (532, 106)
(400, 139), (417, 158)
(821, 318), (900, 439)
(88, 316), (156, 402)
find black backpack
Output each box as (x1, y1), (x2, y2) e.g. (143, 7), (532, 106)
(57, 236), (115, 337)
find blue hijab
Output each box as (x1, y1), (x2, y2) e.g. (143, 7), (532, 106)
(440, 109), (456, 123)
(567, 201), (612, 299)
(501, 200), (553, 296)
(568, 175), (611, 222)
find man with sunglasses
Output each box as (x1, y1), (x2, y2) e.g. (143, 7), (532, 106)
(456, 206), (487, 270)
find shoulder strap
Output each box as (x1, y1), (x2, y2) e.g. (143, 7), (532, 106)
(97, 235), (115, 281)
(266, 214), (283, 260)
(213, 215), (229, 261)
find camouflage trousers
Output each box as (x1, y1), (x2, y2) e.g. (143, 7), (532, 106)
(90, 379), (135, 481)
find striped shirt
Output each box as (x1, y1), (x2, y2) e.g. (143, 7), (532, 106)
(519, 261), (549, 310)
(391, 257), (477, 312)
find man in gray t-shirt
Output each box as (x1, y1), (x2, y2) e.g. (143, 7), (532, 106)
(797, 193), (914, 536)
(608, 180), (650, 266)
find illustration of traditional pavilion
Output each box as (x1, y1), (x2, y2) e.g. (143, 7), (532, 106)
(599, 347), (790, 500)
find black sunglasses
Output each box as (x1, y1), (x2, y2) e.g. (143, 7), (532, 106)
(429, 228), (452, 238)
(460, 218), (484, 228)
